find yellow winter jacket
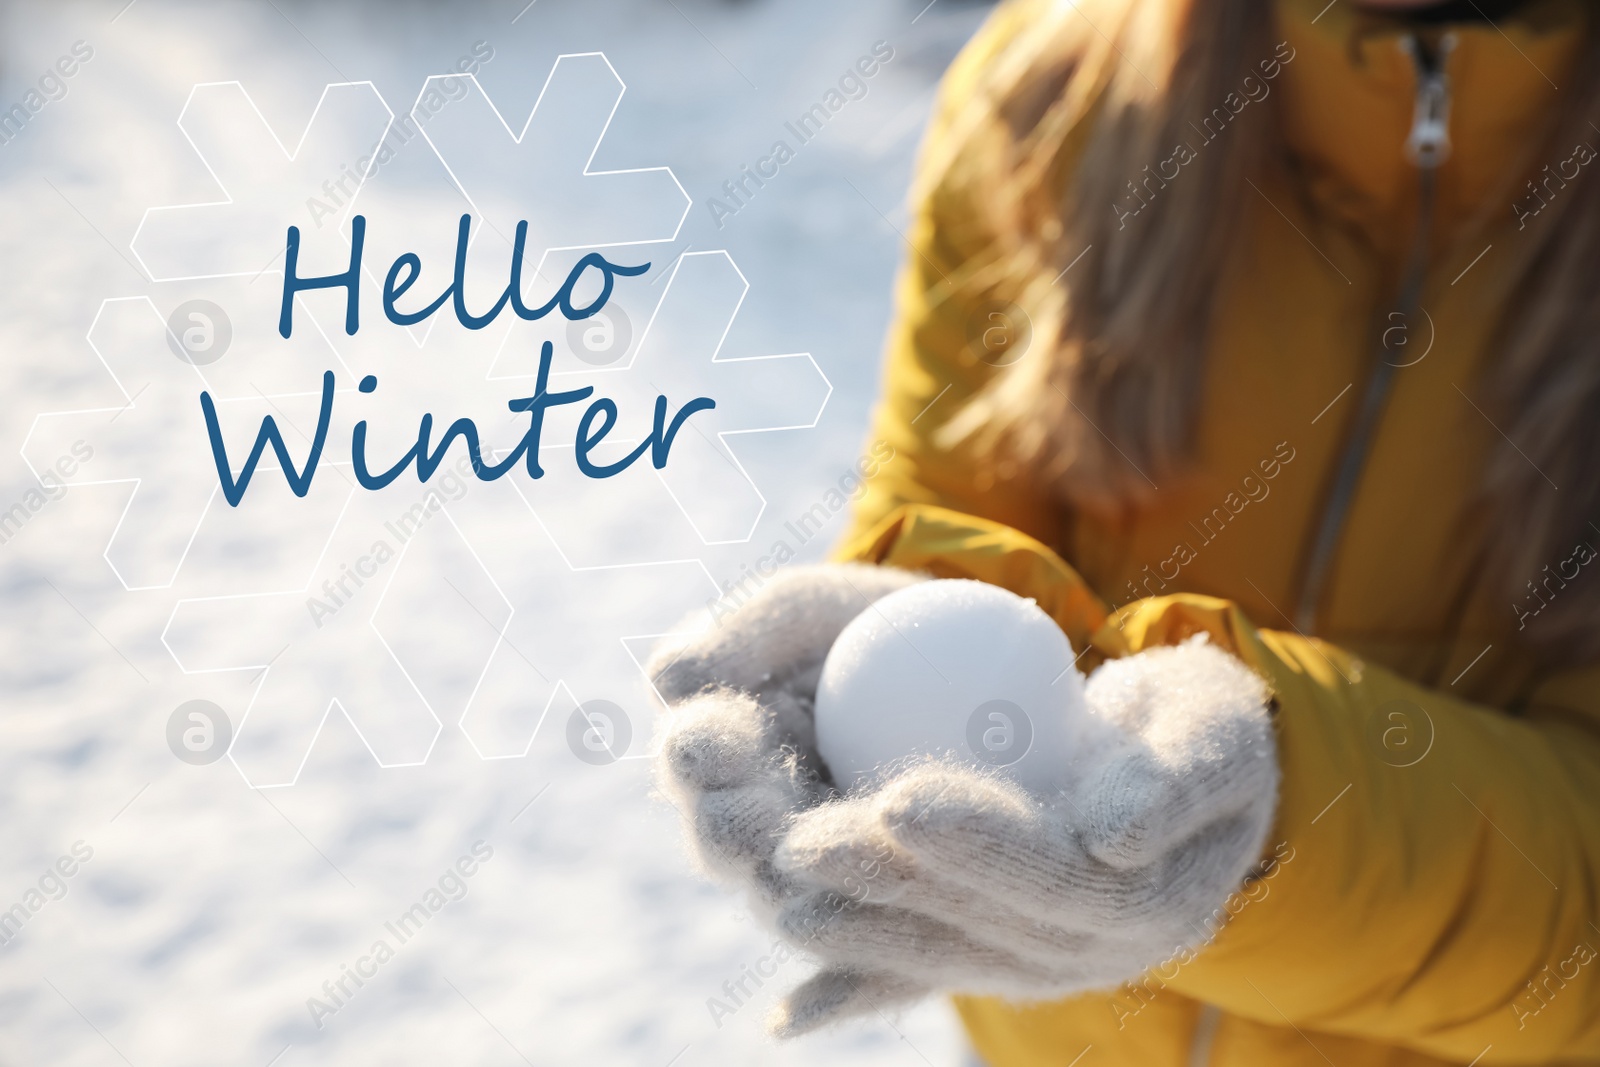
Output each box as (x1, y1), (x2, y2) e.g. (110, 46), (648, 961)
(833, 0), (1600, 1064)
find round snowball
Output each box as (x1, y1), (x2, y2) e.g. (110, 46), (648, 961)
(814, 578), (1087, 795)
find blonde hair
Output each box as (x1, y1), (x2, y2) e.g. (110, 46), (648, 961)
(935, 0), (1600, 657)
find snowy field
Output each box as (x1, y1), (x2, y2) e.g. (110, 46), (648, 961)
(0, 0), (992, 1063)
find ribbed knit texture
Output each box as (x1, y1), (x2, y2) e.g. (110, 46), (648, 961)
(647, 566), (1278, 1037)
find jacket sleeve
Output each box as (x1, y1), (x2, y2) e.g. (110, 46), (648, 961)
(839, 503), (1600, 1064)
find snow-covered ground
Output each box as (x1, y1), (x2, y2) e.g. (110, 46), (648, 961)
(0, 0), (993, 1063)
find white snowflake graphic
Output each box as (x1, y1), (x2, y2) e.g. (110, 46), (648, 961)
(30, 55), (829, 784)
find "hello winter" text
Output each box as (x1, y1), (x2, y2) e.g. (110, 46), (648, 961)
(199, 214), (716, 506)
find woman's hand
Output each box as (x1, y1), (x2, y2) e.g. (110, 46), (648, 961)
(646, 564), (925, 904)
(649, 569), (1279, 1037)
(768, 640), (1278, 1033)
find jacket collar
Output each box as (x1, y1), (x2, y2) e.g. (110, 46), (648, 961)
(1273, 0), (1588, 256)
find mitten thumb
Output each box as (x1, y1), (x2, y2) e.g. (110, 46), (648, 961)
(767, 967), (927, 1038)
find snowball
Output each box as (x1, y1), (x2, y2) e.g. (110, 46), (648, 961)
(814, 579), (1087, 795)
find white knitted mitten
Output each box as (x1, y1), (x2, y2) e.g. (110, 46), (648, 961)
(647, 564), (926, 904)
(649, 568), (1279, 1038)
(768, 639), (1278, 1033)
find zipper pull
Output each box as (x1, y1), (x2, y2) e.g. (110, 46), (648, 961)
(1403, 33), (1455, 169)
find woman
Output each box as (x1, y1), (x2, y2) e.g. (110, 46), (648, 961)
(648, 0), (1600, 1062)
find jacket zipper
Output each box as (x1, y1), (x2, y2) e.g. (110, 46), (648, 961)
(1187, 1003), (1222, 1067)
(1292, 32), (1456, 633)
